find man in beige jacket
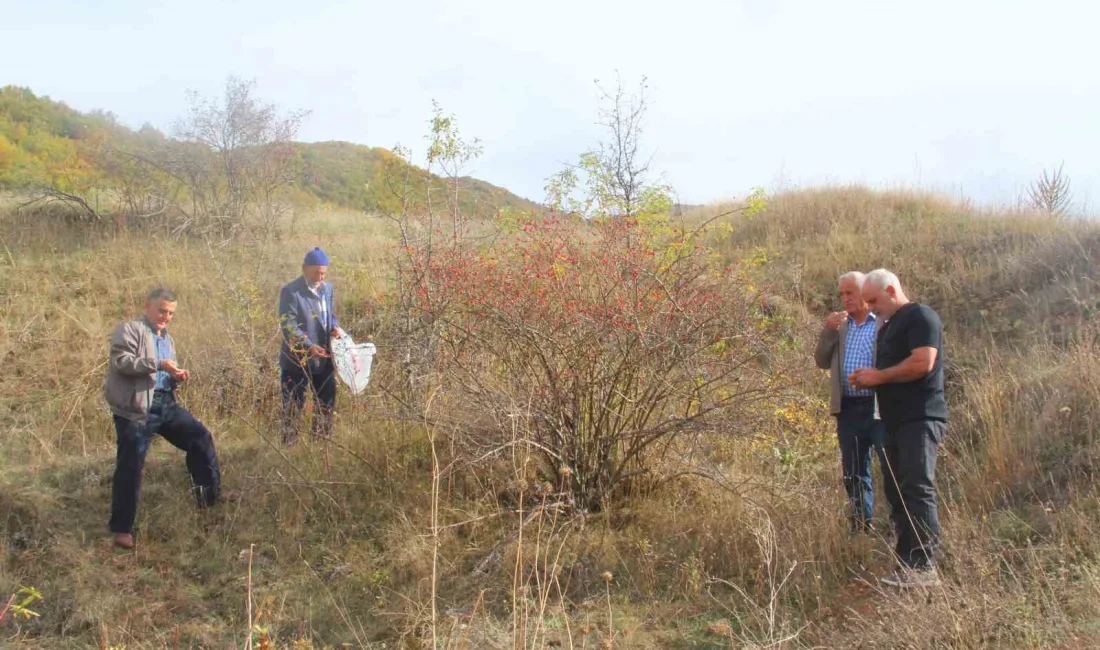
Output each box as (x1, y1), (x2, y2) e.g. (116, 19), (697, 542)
(814, 271), (886, 533)
(104, 288), (230, 550)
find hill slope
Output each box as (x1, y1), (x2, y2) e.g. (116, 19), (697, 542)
(694, 187), (1100, 352)
(295, 140), (538, 216)
(0, 85), (538, 219)
(3, 180), (1100, 644)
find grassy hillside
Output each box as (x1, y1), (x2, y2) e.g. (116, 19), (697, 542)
(296, 141), (538, 217)
(2, 188), (1100, 648)
(698, 188), (1100, 351)
(0, 86), (537, 220)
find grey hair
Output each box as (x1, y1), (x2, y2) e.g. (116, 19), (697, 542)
(838, 271), (866, 289)
(147, 287), (177, 303)
(865, 269), (901, 292)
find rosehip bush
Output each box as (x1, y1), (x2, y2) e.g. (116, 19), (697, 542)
(402, 213), (779, 511)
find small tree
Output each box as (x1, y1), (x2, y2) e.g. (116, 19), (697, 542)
(545, 74), (671, 220)
(177, 76), (308, 233)
(425, 101), (483, 242)
(377, 104), (485, 390)
(388, 82), (780, 511)
(1028, 162), (1073, 216)
(112, 76), (309, 236)
(94, 124), (173, 223)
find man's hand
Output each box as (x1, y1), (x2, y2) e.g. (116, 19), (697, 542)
(159, 359), (190, 382)
(848, 367), (885, 390)
(331, 327), (344, 339)
(309, 344), (330, 359)
(825, 311), (848, 331)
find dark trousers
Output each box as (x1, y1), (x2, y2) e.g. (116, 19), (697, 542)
(882, 418), (946, 569)
(280, 360), (337, 442)
(109, 391), (222, 534)
(836, 397), (886, 529)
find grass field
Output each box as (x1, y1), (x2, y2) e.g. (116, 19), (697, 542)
(3, 188), (1100, 649)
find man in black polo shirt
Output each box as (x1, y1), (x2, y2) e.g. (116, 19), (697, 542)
(849, 269), (946, 588)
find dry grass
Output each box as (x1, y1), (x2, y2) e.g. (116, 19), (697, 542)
(1, 188), (1100, 648)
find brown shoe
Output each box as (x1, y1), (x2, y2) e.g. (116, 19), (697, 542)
(113, 533), (134, 550)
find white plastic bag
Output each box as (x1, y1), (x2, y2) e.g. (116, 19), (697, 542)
(331, 335), (376, 395)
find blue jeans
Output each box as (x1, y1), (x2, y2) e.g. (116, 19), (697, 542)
(109, 391), (222, 534)
(836, 397), (886, 530)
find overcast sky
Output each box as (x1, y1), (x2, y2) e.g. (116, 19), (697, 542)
(4, 0), (1099, 209)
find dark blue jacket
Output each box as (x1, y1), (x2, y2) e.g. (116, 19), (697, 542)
(278, 276), (340, 372)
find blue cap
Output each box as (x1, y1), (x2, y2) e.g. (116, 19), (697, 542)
(303, 247), (330, 266)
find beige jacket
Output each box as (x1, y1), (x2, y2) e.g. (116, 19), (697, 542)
(813, 315), (881, 418)
(104, 318), (175, 423)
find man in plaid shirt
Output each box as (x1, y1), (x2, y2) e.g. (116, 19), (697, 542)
(814, 271), (886, 532)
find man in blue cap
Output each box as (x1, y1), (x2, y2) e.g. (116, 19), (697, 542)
(278, 247), (343, 444)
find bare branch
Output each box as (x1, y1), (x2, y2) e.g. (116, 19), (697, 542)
(1028, 162), (1073, 216)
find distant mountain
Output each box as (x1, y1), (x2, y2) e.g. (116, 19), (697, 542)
(294, 140), (539, 218)
(0, 86), (539, 218)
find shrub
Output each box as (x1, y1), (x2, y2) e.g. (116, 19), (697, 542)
(402, 212), (782, 511)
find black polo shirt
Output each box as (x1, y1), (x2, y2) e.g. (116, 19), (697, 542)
(874, 302), (947, 427)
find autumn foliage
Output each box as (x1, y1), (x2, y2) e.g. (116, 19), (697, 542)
(401, 212), (779, 510)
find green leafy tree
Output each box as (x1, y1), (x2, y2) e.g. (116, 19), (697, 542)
(546, 75), (672, 220)
(425, 101), (484, 241)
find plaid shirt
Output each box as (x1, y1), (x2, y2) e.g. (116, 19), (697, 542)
(842, 313), (877, 397)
